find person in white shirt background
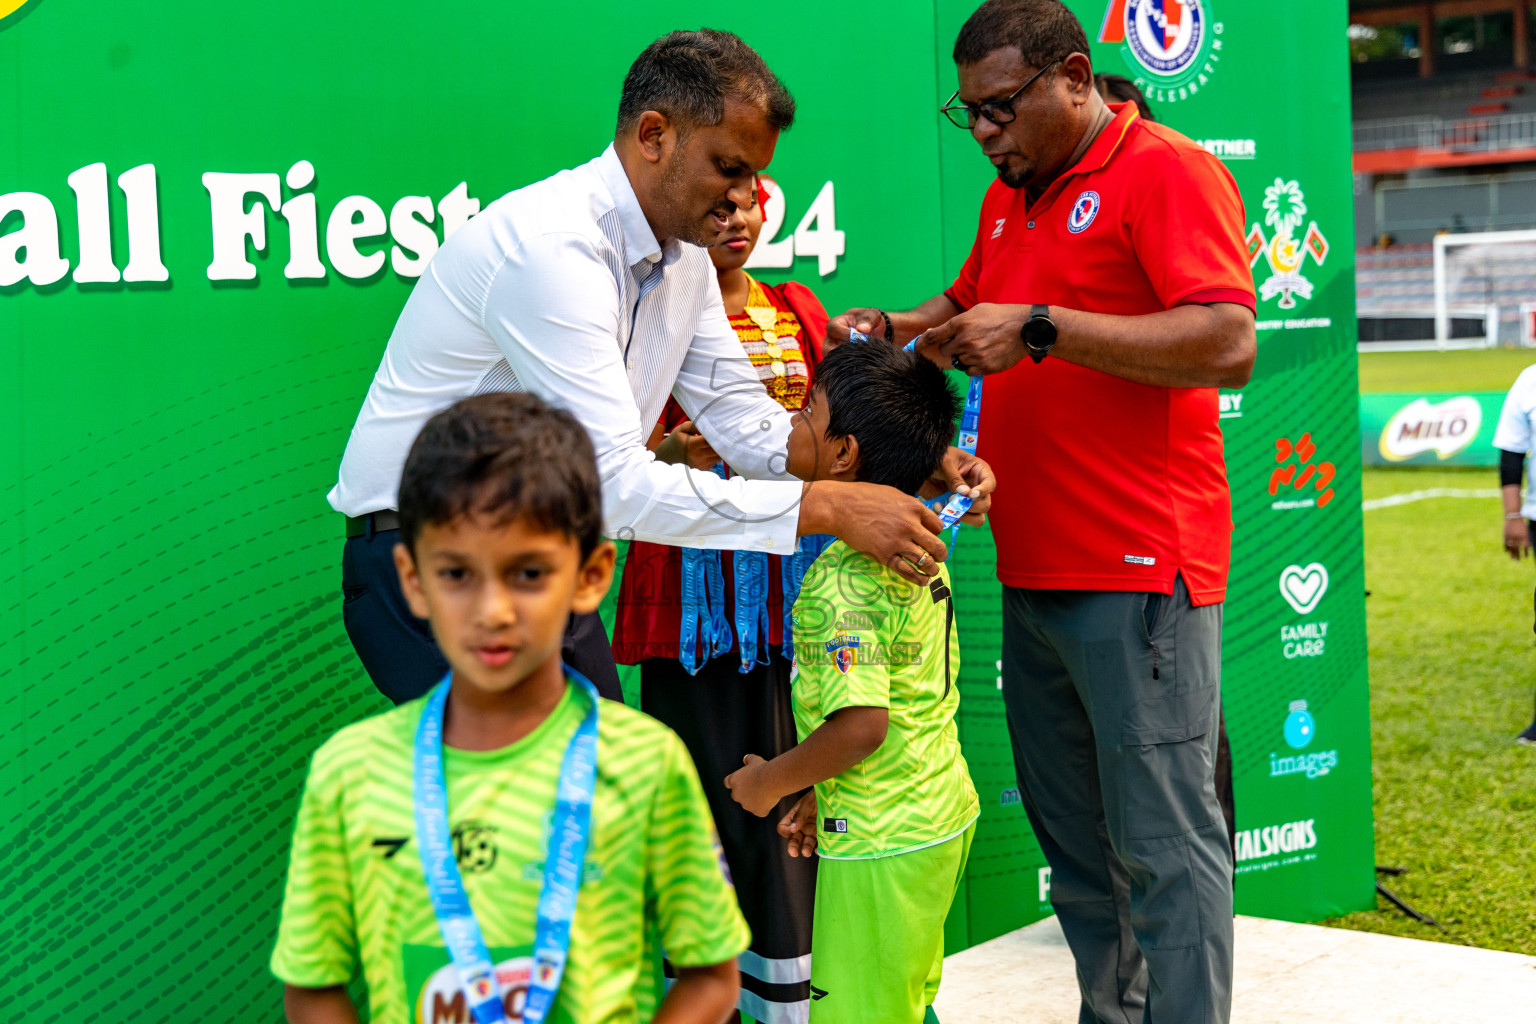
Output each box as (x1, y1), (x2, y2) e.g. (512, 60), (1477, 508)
(329, 28), (995, 703)
(1494, 363), (1536, 746)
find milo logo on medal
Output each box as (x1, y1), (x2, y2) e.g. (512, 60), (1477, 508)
(1099, 0), (1224, 101)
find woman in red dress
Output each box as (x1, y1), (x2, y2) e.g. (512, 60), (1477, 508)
(611, 177), (828, 1024)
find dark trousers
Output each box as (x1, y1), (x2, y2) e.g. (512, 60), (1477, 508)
(1001, 576), (1233, 1024)
(341, 528), (623, 704)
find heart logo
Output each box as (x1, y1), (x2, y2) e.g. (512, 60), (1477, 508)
(1279, 562), (1329, 615)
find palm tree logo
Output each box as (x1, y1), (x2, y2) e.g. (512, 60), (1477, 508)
(1246, 177), (1330, 310)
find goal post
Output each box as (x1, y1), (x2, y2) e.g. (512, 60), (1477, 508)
(1433, 228), (1536, 348)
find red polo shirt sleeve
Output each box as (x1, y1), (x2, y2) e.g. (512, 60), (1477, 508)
(946, 181), (1011, 311)
(1127, 144), (1256, 312)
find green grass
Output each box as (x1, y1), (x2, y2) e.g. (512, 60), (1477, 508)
(1358, 348), (1536, 393)
(1321, 467), (1536, 954)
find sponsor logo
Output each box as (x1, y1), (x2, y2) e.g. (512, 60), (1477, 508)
(824, 818), (848, 833)
(1269, 700), (1339, 780)
(1379, 396), (1482, 462)
(1124, 554), (1157, 565)
(416, 956), (531, 1024)
(1038, 866), (1053, 903)
(991, 217), (1007, 239)
(373, 836), (409, 859)
(1246, 178), (1330, 310)
(1269, 433), (1336, 511)
(1218, 391), (1243, 419)
(1199, 138), (1256, 160)
(1234, 818), (1318, 872)
(452, 821), (499, 874)
(1278, 562), (1328, 615)
(1000, 787), (1022, 806)
(1100, 0), (1224, 100)
(1280, 621), (1328, 659)
(825, 630), (860, 674)
(1068, 191), (1102, 233)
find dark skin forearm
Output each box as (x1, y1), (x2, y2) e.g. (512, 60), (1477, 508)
(920, 300), (1256, 389)
(653, 960), (741, 1024)
(724, 706), (889, 817)
(825, 296), (963, 347)
(284, 985), (360, 1024)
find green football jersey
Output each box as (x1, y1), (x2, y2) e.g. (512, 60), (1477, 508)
(271, 682), (750, 1024)
(791, 540), (980, 859)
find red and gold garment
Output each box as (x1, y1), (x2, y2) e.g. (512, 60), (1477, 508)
(611, 276), (828, 664)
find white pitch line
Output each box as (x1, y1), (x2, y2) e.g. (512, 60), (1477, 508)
(1361, 488), (1501, 511)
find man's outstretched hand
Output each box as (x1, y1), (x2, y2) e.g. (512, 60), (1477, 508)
(824, 308), (887, 349)
(802, 481), (948, 585)
(916, 303), (1028, 376)
(921, 448), (995, 526)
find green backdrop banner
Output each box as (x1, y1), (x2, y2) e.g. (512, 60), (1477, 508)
(1, 1), (1371, 1019)
(1360, 391), (1505, 467)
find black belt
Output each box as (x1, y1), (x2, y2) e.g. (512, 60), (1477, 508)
(345, 510), (400, 539)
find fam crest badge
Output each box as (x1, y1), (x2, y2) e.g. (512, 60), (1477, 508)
(826, 630), (861, 675)
(1245, 177), (1330, 310)
(1099, 0), (1222, 101)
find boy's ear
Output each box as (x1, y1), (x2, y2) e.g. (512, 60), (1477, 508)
(393, 542), (432, 620)
(831, 433), (861, 480)
(571, 540), (618, 616)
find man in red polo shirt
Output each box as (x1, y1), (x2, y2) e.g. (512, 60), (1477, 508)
(830, 2), (1254, 1022)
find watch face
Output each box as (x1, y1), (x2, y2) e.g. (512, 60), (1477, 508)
(1026, 316), (1057, 349)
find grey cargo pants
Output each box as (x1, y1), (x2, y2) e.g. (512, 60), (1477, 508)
(1001, 575), (1233, 1024)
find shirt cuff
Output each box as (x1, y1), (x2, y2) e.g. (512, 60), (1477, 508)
(943, 288), (971, 312)
(1176, 287), (1257, 313)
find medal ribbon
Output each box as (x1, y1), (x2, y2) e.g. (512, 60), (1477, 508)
(732, 550), (772, 673)
(414, 667), (600, 1024)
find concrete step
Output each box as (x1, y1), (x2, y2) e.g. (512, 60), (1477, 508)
(933, 914), (1536, 1023)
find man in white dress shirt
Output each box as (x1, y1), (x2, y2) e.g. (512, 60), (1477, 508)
(331, 29), (994, 702)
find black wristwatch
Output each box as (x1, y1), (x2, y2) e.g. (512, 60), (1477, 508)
(1021, 304), (1057, 363)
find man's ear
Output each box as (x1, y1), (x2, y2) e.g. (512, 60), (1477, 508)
(571, 540), (618, 616)
(1062, 52), (1096, 102)
(831, 434), (861, 480)
(393, 542), (432, 620)
(632, 110), (675, 164)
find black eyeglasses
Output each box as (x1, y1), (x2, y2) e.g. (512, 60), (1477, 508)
(940, 59), (1062, 129)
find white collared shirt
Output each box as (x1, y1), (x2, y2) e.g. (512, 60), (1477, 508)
(328, 145), (802, 552)
(1494, 362), (1536, 519)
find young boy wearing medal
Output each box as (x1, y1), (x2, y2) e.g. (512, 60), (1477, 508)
(271, 392), (750, 1024)
(724, 341), (980, 1024)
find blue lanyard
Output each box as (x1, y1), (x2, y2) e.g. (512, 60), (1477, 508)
(732, 551), (772, 673)
(781, 534), (835, 659)
(414, 667), (601, 1024)
(679, 547), (734, 674)
(848, 331), (983, 545)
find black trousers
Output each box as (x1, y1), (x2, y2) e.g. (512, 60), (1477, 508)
(641, 655), (815, 1024)
(340, 528), (623, 704)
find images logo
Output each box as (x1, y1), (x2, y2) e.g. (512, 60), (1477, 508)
(1269, 700), (1339, 781)
(1246, 178), (1330, 310)
(1278, 562), (1328, 615)
(1379, 396), (1482, 462)
(1269, 432), (1336, 510)
(1099, 0), (1224, 98)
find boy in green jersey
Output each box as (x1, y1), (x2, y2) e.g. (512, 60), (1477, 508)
(724, 343), (980, 1024)
(272, 393), (749, 1024)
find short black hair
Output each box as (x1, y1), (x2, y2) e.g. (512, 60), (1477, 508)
(953, 0), (1091, 72)
(618, 29), (795, 135)
(813, 343), (961, 495)
(1096, 72), (1155, 121)
(397, 393), (603, 558)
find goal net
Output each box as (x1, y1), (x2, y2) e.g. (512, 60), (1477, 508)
(1435, 228), (1536, 348)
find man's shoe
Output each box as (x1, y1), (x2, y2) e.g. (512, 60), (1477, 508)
(1516, 721), (1536, 746)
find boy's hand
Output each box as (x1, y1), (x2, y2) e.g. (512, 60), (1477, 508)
(825, 307), (888, 348)
(777, 791), (819, 858)
(724, 754), (781, 818)
(655, 420), (721, 471)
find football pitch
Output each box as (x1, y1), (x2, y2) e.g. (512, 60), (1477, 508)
(1319, 351), (1536, 954)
